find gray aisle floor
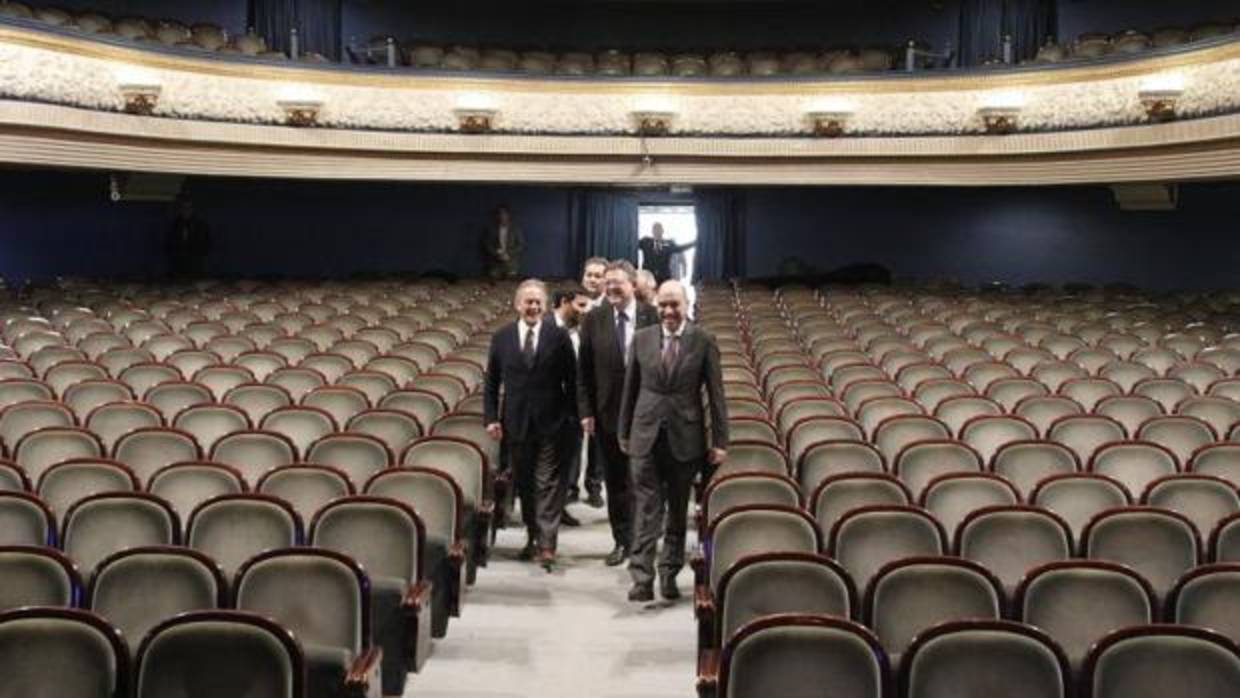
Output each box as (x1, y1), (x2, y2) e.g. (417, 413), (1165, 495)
(405, 502), (698, 698)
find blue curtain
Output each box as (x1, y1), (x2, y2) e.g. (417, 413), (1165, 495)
(250, 0), (340, 59)
(296, 0), (342, 61)
(693, 189), (746, 283)
(959, 0), (1057, 67)
(250, 0), (296, 53)
(569, 189), (640, 272)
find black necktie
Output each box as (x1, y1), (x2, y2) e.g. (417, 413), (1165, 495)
(522, 324), (536, 366)
(616, 310), (628, 362)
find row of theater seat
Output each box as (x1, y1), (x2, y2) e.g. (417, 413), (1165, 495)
(686, 281), (1239, 698)
(0, 277), (519, 697)
(1035, 21), (1239, 64)
(0, 1), (304, 60)
(0, 542), (416, 697)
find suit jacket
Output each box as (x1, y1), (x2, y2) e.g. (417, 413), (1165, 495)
(618, 322), (728, 462)
(638, 237), (694, 282)
(577, 300), (658, 434)
(484, 320), (577, 442)
(481, 224), (526, 265)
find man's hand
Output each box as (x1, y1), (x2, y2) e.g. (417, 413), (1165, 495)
(486, 422), (503, 441)
(619, 438), (630, 456)
(708, 448), (727, 465)
(581, 417), (595, 435)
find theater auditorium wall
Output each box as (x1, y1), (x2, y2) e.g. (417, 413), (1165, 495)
(1, 170), (1238, 289)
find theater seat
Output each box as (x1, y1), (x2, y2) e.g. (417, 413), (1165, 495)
(61, 492), (180, 576)
(1168, 563), (1240, 644)
(88, 547), (227, 656)
(0, 546), (80, 612)
(234, 549), (382, 698)
(1083, 626), (1240, 698)
(134, 612), (304, 698)
(0, 608), (129, 698)
(187, 494), (302, 579)
(899, 620), (1071, 698)
(707, 615), (889, 698)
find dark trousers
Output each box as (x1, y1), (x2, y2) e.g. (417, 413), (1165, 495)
(597, 429), (634, 548)
(628, 430), (697, 586)
(509, 433), (561, 551)
(584, 434), (604, 498)
(559, 423), (582, 509)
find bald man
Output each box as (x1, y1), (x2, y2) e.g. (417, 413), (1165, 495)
(618, 280), (728, 602)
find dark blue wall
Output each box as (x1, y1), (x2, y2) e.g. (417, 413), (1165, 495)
(2, 170), (1238, 290)
(743, 184), (1240, 288)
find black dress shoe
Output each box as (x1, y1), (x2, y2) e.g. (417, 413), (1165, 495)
(660, 577), (681, 601)
(585, 492), (605, 509)
(517, 541), (538, 561)
(560, 510), (582, 527)
(628, 583), (654, 602)
(604, 545), (629, 567)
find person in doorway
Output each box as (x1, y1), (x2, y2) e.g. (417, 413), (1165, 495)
(618, 280), (728, 601)
(551, 286), (591, 527)
(165, 198), (211, 279)
(634, 269), (658, 304)
(578, 260), (659, 566)
(481, 205), (526, 279)
(485, 279), (577, 571)
(637, 222), (695, 285)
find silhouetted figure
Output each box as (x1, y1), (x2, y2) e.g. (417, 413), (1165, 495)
(165, 199), (211, 279)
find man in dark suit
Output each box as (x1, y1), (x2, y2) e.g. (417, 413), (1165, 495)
(637, 222), (695, 284)
(619, 280), (728, 601)
(481, 205), (526, 279)
(577, 260), (659, 566)
(485, 279), (577, 570)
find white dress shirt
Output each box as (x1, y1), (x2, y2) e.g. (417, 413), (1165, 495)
(661, 320), (687, 345)
(553, 313), (580, 357)
(497, 223), (509, 253)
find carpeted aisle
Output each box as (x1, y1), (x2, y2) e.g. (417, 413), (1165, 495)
(406, 502), (698, 698)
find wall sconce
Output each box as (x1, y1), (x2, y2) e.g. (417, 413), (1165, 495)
(454, 108), (498, 134)
(118, 83), (161, 116)
(978, 106), (1021, 135)
(806, 111), (852, 137)
(1138, 88), (1183, 122)
(631, 111), (675, 136)
(277, 99), (323, 127)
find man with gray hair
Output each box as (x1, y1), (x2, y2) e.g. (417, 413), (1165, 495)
(619, 279), (728, 601)
(485, 278), (578, 570)
(634, 269), (657, 305)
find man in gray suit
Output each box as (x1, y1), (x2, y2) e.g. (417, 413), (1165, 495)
(618, 280), (728, 602)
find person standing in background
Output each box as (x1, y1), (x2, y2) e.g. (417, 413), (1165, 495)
(634, 269), (657, 305)
(482, 205), (525, 279)
(551, 286), (591, 527)
(580, 256), (609, 310)
(638, 222), (695, 285)
(485, 279), (577, 571)
(165, 198), (211, 279)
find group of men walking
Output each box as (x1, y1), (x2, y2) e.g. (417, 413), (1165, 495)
(483, 258), (728, 601)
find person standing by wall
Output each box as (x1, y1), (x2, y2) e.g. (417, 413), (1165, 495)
(165, 198), (211, 279)
(481, 205), (525, 279)
(638, 222), (695, 285)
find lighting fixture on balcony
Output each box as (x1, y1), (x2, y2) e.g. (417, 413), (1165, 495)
(806, 110), (853, 137)
(978, 106), (1021, 135)
(277, 99), (324, 127)
(1138, 87), (1183, 122)
(631, 111), (675, 137)
(118, 83), (162, 116)
(454, 108), (498, 134)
